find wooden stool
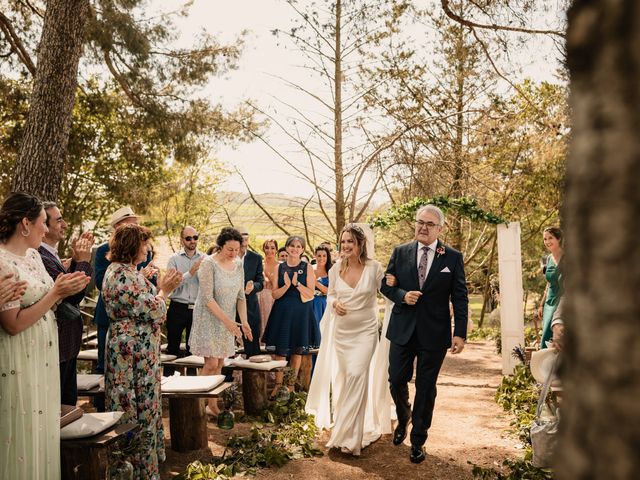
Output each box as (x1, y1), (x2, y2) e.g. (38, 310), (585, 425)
(163, 382), (233, 452)
(61, 423), (138, 480)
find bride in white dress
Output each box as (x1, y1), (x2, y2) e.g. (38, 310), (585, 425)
(306, 224), (394, 456)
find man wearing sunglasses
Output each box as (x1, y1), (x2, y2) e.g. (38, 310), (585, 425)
(164, 226), (203, 375)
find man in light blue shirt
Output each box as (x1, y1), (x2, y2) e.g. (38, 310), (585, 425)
(164, 226), (203, 375)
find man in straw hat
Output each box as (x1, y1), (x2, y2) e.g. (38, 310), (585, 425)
(92, 206), (156, 409)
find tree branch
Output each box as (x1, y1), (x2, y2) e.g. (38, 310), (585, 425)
(236, 169), (290, 237)
(440, 0), (565, 38)
(0, 11), (36, 75)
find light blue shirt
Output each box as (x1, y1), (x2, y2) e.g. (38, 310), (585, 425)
(167, 249), (203, 304)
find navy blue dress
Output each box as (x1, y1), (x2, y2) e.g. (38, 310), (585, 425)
(312, 276), (329, 324)
(263, 262), (320, 356)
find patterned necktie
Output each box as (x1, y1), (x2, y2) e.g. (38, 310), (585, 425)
(418, 246), (429, 289)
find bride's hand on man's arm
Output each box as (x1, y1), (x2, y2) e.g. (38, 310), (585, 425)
(333, 300), (347, 316)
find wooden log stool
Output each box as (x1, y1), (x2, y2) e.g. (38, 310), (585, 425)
(241, 369), (269, 415)
(163, 382), (233, 452)
(61, 423), (138, 480)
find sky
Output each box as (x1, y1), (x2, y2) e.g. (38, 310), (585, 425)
(170, 0), (564, 199)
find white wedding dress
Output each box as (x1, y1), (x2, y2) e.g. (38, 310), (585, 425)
(306, 259), (395, 455)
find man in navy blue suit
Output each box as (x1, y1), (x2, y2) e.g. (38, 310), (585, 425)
(236, 226), (264, 357)
(381, 204), (468, 464)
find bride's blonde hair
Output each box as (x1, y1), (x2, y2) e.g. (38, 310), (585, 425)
(339, 224), (368, 274)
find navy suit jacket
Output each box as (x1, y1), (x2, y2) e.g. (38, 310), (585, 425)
(93, 242), (154, 327)
(240, 250), (264, 324)
(38, 245), (92, 361)
(381, 240), (468, 350)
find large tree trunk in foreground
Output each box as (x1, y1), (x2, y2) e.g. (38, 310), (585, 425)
(558, 1), (640, 479)
(11, 0), (90, 201)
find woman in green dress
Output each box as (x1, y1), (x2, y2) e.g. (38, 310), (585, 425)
(0, 192), (89, 479)
(539, 226), (564, 349)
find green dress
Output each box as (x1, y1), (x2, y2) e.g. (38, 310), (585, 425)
(0, 248), (60, 479)
(540, 255), (563, 349)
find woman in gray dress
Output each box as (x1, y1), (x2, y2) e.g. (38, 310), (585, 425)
(189, 227), (252, 415)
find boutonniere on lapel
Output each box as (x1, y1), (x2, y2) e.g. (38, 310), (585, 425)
(436, 246), (446, 257)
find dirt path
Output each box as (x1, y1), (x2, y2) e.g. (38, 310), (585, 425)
(161, 340), (520, 479)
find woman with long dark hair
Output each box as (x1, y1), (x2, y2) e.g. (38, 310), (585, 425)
(258, 238), (278, 337)
(539, 226), (564, 349)
(312, 245), (332, 325)
(0, 192), (89, 479)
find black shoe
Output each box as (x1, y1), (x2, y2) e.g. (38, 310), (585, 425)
(392, 423), (407, 446)
(410, 445), (426, 464)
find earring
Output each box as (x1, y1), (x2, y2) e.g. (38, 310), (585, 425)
(21, 228), (30, 237)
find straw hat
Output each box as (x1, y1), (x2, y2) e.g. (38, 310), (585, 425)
(530, 348), (559, 384)
(109, 206), (139, 228)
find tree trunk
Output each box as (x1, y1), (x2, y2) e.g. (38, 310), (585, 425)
(11, 0), (90, 201)
(558, 1), (640, 478)
(334, 0), (345, 237)
(450, 19), (466, 250)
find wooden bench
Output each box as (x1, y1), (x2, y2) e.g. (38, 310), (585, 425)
(164, 381), (233, 452)
(77, 374), (233, 453)
(61, 422), (138, 480)
(163, 356), (287, 415)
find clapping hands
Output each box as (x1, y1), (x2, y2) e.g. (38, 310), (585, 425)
(141, 262), (159, 280)
(52, 271), (90, 299)
(0, 273), (27, 306)
(158, 268), (182, 295)
(71, 231), (95, 263)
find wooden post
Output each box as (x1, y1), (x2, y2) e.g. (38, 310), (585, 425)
(242, 370), (268, 415)
(168, 397), (207, 452)
(497, 222), (525, 374)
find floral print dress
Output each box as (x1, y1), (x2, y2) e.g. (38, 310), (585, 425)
(103, 262), (167, 480)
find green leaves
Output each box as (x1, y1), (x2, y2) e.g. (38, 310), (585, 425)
(177, 392), (322, 480)
(369, 195), (507, 229)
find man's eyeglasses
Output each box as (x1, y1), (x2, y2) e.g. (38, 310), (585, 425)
(415, 220), (441, 229)
(184, 235), (199, 241)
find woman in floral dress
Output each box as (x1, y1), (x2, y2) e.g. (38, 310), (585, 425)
(190, 227), (252, 416)
(103, 224), (181, 479)
(0, 192), (89, 479)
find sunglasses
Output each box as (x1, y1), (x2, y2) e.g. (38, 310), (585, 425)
(184, 235), (199, 241)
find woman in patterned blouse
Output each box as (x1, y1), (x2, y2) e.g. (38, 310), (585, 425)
(102, 224), (181, 480)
